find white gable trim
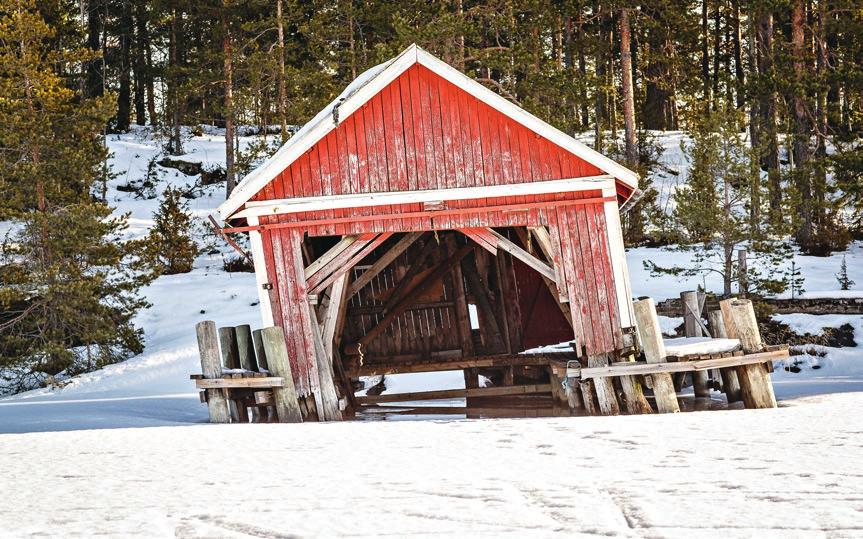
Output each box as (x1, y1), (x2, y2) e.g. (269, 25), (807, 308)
(218, 44), (638, 221)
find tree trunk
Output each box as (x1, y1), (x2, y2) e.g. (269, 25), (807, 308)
(577, 8), (589, 129)
(594, 5), (606, 151)
(116, 5), (133, 132)
(791, 0), (812, 247)
(620, 8), (637, 167)
(813, 0), (829, 231)
(169, 9), (183, 154)
(732, 0), (745, 109)
(276, 0), (288, 144)
(757, 11), (780, 221)
(712, 1), (721, 109)
(702, 0), (711, 108)
(747, 9), (761, 233)
(132, 3), (147, 125)
(85, 0), (104, 99)
(223, 4), (236, 196)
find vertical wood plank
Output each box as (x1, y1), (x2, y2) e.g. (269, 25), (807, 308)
(196, 321), (230, 423)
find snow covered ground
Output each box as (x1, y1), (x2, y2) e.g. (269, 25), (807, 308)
(2, 393), (862, 537)
(1, 129), (862, 537)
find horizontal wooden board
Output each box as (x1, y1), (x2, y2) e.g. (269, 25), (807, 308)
(357, 384), (553, 405)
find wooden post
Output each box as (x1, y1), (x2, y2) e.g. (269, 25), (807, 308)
(681, 291), (711, 398)
(308, 305), (342, 421)
(252, 329), (269, 371)
(708, 310), (742, 403)
(252, 328), (275, 421)
(196, 321), (230, 423)
(587, 353), (620, 415)
(618, 355), (653, 414)
(260, 326), (303, 423)
(218, 326), (247, 422)
(719, 298), (777, 409)
(235, 325), (258, 371)
(632, 299), (680, 413)
(235, 324), (261, 421)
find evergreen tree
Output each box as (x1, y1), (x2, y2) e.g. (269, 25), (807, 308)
(0, 0), (152, 394)
(645, 105), (793, 297)
(836, 255), (854, 291)
(142, 187), (199, 275)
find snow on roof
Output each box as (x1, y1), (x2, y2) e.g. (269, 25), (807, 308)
(218, 44), (639, 221)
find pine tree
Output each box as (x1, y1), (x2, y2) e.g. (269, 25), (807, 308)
(142, 187), (198, 275)
(836, 255), (854, 291)
(0, 0), (152, 394)
(646, 104), (795, 297)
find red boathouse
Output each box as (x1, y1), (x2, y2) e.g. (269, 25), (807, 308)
(217, 44), (641, 414)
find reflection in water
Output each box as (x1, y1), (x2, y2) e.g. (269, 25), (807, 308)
(357, 394), (742, 421)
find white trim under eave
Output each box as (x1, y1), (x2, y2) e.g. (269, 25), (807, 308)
(601, 186), (636, 329)
(232, 176), (615, 219)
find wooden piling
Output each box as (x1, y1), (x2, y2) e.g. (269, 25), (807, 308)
(587, 353), (620, 415)
(195, 321), (230, 423)
(719, 298), (777, 409)
(234, 325), (262, 422)
(252, 328), (275, 422)
(308, 305), (343, 421)
(218, 326), (247, 422)
(633, 298), (680, 413)
(260, 326), (304, 423)
(681, 291), (711, 398)
(708, 310), (742, 403)
(617, 354), (653, 414)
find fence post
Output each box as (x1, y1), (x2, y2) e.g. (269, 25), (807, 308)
(633, 298), (680, 413)
(719, 298), (777, 409)
(196, 321), (230, 423)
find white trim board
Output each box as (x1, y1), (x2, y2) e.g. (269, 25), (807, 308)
(233, 176), (615, 219)
(218, 44), (638, 221)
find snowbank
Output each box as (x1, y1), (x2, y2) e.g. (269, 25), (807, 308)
(663, 337), (740, 356)
(2, 392), (862, 537)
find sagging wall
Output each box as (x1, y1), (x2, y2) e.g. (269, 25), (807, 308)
(255, 198), (624, 394)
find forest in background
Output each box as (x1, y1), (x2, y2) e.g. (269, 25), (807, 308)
(1, 0), (862, 389)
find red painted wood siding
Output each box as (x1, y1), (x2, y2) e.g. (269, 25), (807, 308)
(251, 64), (604, 206)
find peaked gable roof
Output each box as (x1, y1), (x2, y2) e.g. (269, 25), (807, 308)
(218, 44), (638, 221)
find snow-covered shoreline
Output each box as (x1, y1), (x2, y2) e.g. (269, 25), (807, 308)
(2, 392), (861, 537)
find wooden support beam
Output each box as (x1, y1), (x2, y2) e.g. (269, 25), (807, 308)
(709, 310), (742, 403)
(235, 324), (260, 422)
(461, 252), (507, 354)
(720, 298), (777, 409)
(515, 228), (572, 324)
(346, 353), (572, 377)
(681, 291), (711, 398)
(345, 232), (423, 299)
(347, 242), (475, 354)
(308, 232), (392, 295)
(458, 227), (498, 255)
(321, 273), (348, 359)
(587, 353), (621, 415)
(356, 384), (552, 405)
(195, 377), (285, 389)
(260, 326), (303, 423)
(633, 298), (680, 413)
(485, 228), (556, 282)
(308, 305), (342, 421)
(379, 235), (439, 311)
(196, 321), (231, 423)
(218, 326), (246, 422)
(571, 349), (788, 379)
(304, 236), (357, 280)
(306, 233), (378, 292)
(530, 226), (570, 303)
